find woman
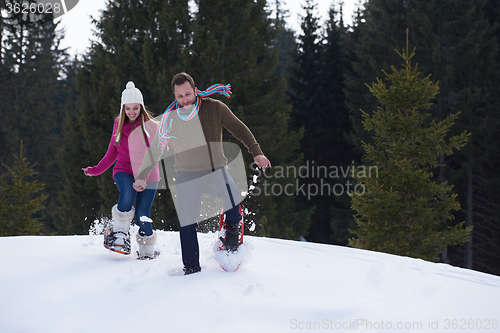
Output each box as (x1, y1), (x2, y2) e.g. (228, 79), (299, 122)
(83, 81), (160, 259)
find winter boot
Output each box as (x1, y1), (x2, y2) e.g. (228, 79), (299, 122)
(223, 223), (242, 252)
(104, 205), (134, 255)
(136, 231), (159, 260)
(183, 266), (201, 275)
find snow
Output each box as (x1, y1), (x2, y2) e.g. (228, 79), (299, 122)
(1, 230), (499, 333)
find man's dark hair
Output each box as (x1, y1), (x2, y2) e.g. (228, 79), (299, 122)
(171, 72), (196, 93)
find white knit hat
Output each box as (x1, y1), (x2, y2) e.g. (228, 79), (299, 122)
(115, 82), (147, 143)
(121, 81), (144, 111)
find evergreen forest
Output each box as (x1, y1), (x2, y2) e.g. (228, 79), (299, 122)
(2, 0), (500, 277)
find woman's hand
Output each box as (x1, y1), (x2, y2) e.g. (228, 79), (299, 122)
(82, 167), (92, 176)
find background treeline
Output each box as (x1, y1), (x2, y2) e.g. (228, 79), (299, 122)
(1, 0), (500, 277)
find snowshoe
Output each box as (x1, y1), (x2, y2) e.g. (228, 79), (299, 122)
(216, 207), (244, 253)
(103, 221), (131, 255)
(214, 207), (245, 272)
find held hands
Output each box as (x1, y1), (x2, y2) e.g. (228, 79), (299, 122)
(254, 154), (271, 170)
(133, 179), (147, 192)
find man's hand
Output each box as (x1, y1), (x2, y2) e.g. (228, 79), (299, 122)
(133, 179), (147, 192)
(254, 154), (271, 170)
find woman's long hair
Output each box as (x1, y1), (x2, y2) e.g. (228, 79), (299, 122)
(114, 105), (157, 145)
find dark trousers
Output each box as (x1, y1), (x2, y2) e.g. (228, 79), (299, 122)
(176, 168), (242, 269)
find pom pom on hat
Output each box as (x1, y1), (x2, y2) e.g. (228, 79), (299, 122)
(121, 81), (144, 111)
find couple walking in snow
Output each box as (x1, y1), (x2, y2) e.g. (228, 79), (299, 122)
(83, 73), (270, 274)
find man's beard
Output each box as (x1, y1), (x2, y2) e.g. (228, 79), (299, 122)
(180, 97), (196, 107)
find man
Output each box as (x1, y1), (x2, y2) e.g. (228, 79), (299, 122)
(134, 72), (270, 274)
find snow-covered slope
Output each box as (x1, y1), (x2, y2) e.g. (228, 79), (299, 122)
(1, 231), (499, 333)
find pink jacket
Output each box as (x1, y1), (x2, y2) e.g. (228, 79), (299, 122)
(87, 117), (160, 182)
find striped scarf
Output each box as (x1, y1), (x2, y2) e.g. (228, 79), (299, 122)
(158, 84), (231, 151)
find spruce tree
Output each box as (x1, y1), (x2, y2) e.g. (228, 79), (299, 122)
(272, 0), (295, 81)
(286, 0), (322, 240)
(287, 1), (355, 244)
(344, 0), (500, 274)
(288, 0), (322, 138)
(470, 0), (500, 275)
(349, 34), (471, 262)
(440, 0), (500, 274)
(1, 2), (67, 233)
(0, 141), (47, 236)
(320, 3), (357, 245)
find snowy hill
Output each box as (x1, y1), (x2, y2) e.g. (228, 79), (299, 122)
(1, 231), (499, 333)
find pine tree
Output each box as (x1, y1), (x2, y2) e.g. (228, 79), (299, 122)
(54, 57), (91, 235)
(272, 0), (295, 81)
(285, 0), (322, 240)
(0, 141), (47, 236)
(344, 0), (500, 275)
(288, 0), (322, 138)
(349, 33), (471, 262)
(287, 1), (355, 244)
(1, 2), (67, 233)
(441, 0), (500, 274)
(320, 3), (357, 245)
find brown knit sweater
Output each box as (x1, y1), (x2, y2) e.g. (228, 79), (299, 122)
(137, 97), (263, 179)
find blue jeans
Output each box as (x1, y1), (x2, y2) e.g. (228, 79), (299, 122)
(114, 172), (158, 236)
